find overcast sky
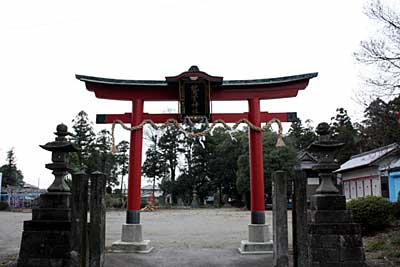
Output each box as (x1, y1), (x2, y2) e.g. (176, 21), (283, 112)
(0, 0), (372, 189)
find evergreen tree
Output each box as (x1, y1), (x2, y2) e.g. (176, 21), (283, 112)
(158, 125), (181, 183)
(286, 118), (317, 151)
(115, 140), (129, 195)
(92, 129), (119, 188)
(360, 98), (400, 150)
(330, 108), (361, 164)
(157, 125), (182, 202)
(0, 148), (24, 187)
(142, 134), (167, 196)
(236, 129), (297, 209)
(175, 123), (211, 203)
(70, 111), (96, 171)
(175, 125), (196, 203)
(263, 130), (298, 204)
(208, 127), (242, 205)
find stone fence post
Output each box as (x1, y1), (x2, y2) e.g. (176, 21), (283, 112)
(89, 171), (106, 267)
(71, 171), (89, 267)
(292, 170), (308, 267)
(272, 171), (289, 267)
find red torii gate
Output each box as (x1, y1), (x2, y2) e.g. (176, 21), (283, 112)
(76, 66), (317, 253)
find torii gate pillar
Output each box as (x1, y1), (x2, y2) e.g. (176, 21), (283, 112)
(248, 97), (266, 224)
(126, 99), (144, 224)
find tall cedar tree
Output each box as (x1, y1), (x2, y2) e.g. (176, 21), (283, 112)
(142, 133), (167, 194)
(157, 125), (182, 202)
(175, 124), (211, 203)
(237, 129), (297, 209)
(115, 141), (129, 194)
(0, 148), (24, 187)
(330, 108), (361, 164)
(359, 97), (400, 151)
(207, 127), (242, 205)
(158, 125), (181, 183)
(286, 118), (317, 151)
(93, 129), (119, 188)
(70, 111), (96, 171)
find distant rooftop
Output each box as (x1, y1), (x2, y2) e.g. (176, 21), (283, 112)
(335, 143), (399, 173)
(141, 184), (161, 191)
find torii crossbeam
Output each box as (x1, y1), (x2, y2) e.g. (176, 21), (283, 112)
(76, 66), (317, 253)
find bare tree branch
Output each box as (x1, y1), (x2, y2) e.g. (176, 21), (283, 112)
(355, 0), (400, 99)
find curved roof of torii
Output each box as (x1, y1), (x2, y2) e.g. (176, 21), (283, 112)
(76, 71), (318, 101)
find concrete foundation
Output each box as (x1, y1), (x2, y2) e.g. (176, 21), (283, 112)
(238, 224), (273, 254)
(111, 224), (153, 254)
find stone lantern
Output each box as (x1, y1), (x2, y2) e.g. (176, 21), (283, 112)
(18, 124), (79, 267)
(307, 122), (365, 266)
(308, 122), (344, 195)
(40, 123), (79, 192)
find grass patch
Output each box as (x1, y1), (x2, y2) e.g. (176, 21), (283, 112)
(364, 227), (400, 264)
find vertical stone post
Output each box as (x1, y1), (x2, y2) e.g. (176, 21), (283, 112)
(71, 171), (89, 267)
(292, 170), (308, 267)
(238, 98), (273, 254)
(89, 172), (106, 267)
(307, 123), (365, 266)
(272, 171), (289, 267)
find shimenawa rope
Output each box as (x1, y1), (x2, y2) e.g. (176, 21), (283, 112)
(111, 117), (285, 154)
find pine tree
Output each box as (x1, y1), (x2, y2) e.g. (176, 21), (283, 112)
(115, 140), (129, 195)
(157, 125), (182, 203)
(142, 134), (167, 196)
(92, 129), (119, 188)
(330, 108), (361, 164)
(0, 148), (24, 187)
(70, 110), (96, 171)
(360, 97), (400, 151)
(286, 118), (317, 151)
(158, 125), (181, 183)
(208, 127), (242, 205)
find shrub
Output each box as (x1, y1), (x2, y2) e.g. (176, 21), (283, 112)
(0, 201), (9, 210)
(105, 194), (124, 209)
(391, 201), (400, 221)
(347, 196), (392, 235)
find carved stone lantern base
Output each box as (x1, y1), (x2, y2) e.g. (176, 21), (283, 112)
(18, 192), (73, 267)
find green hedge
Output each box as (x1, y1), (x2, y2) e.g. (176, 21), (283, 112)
(105, 194), (125, 209)
(347, 196), (392, 235)
(391, 201), (400, 221)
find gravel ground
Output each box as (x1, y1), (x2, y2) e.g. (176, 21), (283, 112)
(0, 208), (280, 266)
(106, 208), (289, 249)
(1, 209), (391, 266)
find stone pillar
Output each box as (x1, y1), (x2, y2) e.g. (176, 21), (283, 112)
(190, 190), (199, 208)
(307, 123), (365, 266)
(18, 124), (79, 267)
(89, 172), (106, 267)
(238, 98), (273, 254)
(71, 171), (89, 267)
(272, 171), (289, 267)
(292, 170), (308, 267)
